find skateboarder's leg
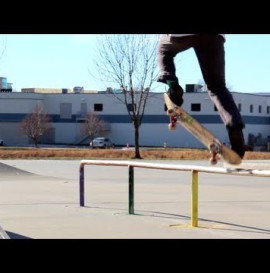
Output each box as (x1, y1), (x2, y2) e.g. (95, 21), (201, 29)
(228, 127), (245, 159)
(194, 35), (245, 158)
(157, 34), (179, 83)
(157, 35), (188, 106)
(209, 89), (245, 158)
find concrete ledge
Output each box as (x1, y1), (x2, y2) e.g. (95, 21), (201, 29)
(0, 225), (10, 239)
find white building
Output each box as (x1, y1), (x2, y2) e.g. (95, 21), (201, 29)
(0, 88), (270, 149)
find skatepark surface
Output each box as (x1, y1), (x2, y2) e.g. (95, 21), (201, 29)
(1, 159), (270, 239)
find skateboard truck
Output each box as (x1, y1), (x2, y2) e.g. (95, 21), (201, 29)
(167, 108), (181, 131)
(209, 141), (221, 165)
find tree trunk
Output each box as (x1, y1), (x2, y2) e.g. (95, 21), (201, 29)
(34, 137), (38, 148)
(133, 119), (142, 159)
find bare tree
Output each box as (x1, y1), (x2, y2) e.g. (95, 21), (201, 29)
(92, 34), (159, 159)
(80, 111), (105, 146)
(20, 104), (51, 147)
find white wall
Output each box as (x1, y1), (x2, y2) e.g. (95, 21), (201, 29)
(1, 91), (270, 148)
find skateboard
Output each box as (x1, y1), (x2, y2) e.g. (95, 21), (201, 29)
(164, 93), (242, 165)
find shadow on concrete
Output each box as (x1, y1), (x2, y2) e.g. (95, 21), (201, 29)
(83, 204), (270, 236)
(5, 231), (32, 239)
(136, 210), (270, 235)
(0, 162), (34, 177)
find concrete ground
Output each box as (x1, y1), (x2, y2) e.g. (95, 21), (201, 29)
(0, 159), (270, 239)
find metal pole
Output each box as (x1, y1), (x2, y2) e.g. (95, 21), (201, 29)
(128, 166), (134, 214)
(191, 170), (198, 227)
(79, 163), (85, 207)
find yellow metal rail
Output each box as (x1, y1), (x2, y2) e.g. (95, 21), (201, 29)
(79, 160), (270, 227)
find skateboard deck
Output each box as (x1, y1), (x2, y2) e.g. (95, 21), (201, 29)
(164, 93), (242, 165)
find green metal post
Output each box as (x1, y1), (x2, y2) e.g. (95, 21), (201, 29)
(128, 166), (134, 214)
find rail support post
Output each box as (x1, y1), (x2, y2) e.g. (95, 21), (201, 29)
(191, 170), (198, 227)
(80, 163), (85, 207)
(128, 166), (134, 214)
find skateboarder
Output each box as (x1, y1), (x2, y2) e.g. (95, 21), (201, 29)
(157, 34), (246, 159)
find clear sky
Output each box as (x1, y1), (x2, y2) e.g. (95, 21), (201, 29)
(0, 34), (270, 94)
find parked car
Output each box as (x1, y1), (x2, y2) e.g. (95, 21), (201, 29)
(90, 137), (114, 149)
(0, 139), (3, 146)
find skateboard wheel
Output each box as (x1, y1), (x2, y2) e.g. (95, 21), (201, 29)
(209, 143), (218, 152)
(167, 109), (174, 116)
(168, 123), (176, 131)
(210, 158), (218, 165)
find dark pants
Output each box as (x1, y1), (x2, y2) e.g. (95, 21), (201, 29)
(157, 34), (245, 130)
